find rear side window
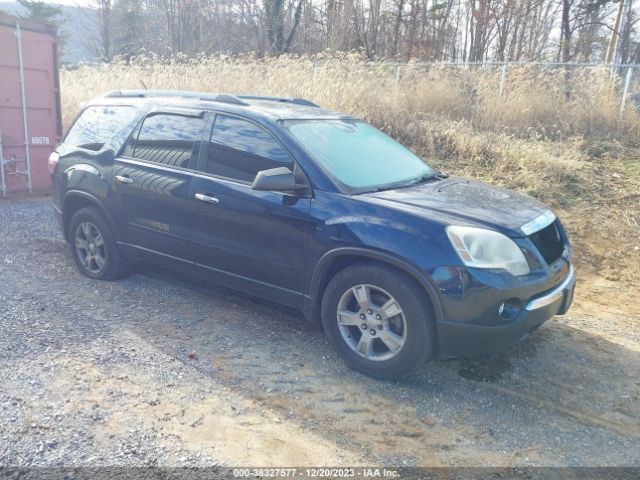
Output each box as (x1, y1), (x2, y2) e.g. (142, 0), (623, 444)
(205, 114), (291, 182)
(65, 105), (137, 150)
(130, 113), (204, 168)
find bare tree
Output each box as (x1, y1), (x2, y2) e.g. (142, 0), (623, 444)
(70, 0), (638, 64)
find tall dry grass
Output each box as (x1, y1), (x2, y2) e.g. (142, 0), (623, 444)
(60, 55), (640, 280)
(60, 54), (640, 139)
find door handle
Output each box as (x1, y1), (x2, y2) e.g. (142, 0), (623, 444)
(195, 193), (220, 204)
(115, 175), (133, 185)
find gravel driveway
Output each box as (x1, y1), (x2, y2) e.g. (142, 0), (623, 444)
(1, 196), (638, 468)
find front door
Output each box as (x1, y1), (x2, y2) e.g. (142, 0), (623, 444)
(188, 113), (312, 305)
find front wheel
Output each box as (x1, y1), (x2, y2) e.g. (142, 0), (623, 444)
(321, 263), (434, 379)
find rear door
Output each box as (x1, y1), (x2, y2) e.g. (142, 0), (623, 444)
(188, 112), (313, 304)
(113, 109), (206, 260)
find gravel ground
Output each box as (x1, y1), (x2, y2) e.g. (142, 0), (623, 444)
(0, 196), (639, 468)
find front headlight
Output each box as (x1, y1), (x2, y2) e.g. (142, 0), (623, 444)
(446, 226), (530, 276)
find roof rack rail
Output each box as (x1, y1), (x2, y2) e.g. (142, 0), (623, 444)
(104, 90), (248, 106)
(237, 95), (320, 108)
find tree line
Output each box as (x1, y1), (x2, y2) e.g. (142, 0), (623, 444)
(12, 0), (640, 64)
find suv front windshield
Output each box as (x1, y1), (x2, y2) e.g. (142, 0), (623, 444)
(283, 119), (433, 192)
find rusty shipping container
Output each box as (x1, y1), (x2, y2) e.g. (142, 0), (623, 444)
(0, 13), (61, 195)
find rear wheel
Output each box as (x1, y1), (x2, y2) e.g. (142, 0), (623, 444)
(321, 263), (434, 379)
(68, 207), (128, 280)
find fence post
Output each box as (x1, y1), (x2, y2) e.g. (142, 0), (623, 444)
(499, 62), (508, 97)
(620, 66), (634, 117)
(395, 65), (401, 84)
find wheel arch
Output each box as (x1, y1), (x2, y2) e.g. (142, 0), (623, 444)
(306, 247), (444, 325)
(62, 191), (116, 242)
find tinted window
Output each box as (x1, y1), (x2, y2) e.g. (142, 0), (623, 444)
(65, 105), (137, 150)
(205, 115), (291, 182)
(131, 114), (203, 168)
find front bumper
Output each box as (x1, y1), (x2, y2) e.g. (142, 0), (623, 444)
(436, 266), (576, 358)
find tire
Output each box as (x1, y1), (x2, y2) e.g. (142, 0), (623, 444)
(68, 206), (129, 280)
(321, 262), (434, 380)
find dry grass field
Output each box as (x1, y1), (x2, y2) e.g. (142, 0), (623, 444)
(60, 56), (640, 288)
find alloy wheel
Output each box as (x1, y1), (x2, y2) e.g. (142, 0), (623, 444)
(336, 284), (407, 361)
(75, 221), (107, 274)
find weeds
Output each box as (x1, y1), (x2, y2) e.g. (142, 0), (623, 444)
(60, 55), (640, 138)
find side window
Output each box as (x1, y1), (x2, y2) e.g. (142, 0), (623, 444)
(205, 114), (291, 182)
(64, 105), (137, 150)
(130, 113), (203, 169)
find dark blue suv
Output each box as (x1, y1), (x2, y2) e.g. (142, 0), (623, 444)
(50, 90), (575, 379)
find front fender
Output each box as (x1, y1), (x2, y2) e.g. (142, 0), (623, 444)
(307, 246), (445, 324)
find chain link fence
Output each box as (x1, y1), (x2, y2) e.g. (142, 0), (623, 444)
(375, 61), (640, 118)
(308, 60), (640, 137)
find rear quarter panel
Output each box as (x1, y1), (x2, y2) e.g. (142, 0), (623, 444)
(53, 145), (117, 237)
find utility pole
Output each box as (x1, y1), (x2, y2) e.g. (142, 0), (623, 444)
(606, 0), (625, 64)
(615, 0), (634, 64)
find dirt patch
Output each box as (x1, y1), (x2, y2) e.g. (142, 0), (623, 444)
(457, 353), (517, 383)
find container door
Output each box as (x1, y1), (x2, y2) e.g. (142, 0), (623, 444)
(0, 19), (59, 194)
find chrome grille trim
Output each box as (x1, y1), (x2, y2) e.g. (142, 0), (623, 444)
(521, 210), (557, 236)
(525, 265), (575, 311)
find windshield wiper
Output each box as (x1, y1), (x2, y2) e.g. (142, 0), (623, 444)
(376, 172), (448, 191)
(360, 172), (449, 194)
(407, 172), (449, 185)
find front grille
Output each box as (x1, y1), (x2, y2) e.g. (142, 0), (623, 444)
(529, 220), (564, 265)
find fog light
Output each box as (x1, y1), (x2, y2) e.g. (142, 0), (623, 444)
(499, 298), (522, 321)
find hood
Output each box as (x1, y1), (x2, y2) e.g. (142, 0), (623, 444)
(360, 176), (550, 237)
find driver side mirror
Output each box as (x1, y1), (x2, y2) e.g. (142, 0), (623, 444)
(252, 167), (307, 193)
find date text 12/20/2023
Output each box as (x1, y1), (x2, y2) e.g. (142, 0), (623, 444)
(232, 468), (400, 478)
